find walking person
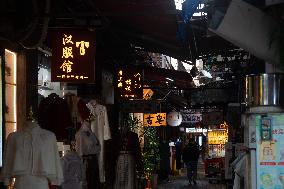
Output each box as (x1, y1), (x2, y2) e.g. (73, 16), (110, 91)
(182, 138), (200, 185)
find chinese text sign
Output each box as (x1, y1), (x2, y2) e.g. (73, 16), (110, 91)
(143, 113), (167, 126)
(51, 31), (96, 83)
(116, 68), (143, 99)
(256, 115), (284, 189)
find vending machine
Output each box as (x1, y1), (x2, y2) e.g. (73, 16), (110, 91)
(243, 108), (284, 189)
(243, 73), (284, 189)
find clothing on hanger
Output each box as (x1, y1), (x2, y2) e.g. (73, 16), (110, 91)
(38, 93), (72, 141)
(1, 121), (63, 188)
(61, 151), (85, 189)
(75, 121), (101, 156)
(114, 130), (142, 189)
(75, 121), (101, 189)
(86, 99), (111, 183)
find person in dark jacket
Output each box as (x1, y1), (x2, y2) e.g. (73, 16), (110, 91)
(182, 138), (200, 185)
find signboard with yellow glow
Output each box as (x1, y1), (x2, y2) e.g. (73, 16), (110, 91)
(208, 130), (228, 144)
(116, 68), (143, 99)
(143, 113), (167, 126)
(51, 31), (96, 83)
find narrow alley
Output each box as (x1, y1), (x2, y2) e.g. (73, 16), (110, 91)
(158, 160), (226, 189)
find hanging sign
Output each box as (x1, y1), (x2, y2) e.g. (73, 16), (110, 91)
(116, 68), (143, 99)
(51, 30), (96, 83)
(143, 113), (167, 126)
(181, 112), (202, 123)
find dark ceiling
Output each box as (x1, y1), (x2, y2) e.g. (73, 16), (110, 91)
(0, 0), (244, 62)
(1, 0), (282, 109)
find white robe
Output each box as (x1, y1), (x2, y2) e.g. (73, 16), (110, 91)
(1, 121), (63, 189)
(75, 121), (101, 156)
(86, 100), (111, 182)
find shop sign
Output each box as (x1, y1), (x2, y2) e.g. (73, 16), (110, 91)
(51, 30), (96, 83)
(208, 130), (228, 144)
(186, 128), (207, 133)
(120, 100), (160, 113)
(143, 88), (154, 100)
(116, 68), (143, 99)
(143, 113), (166, 126)
(181, 111), (202, 123)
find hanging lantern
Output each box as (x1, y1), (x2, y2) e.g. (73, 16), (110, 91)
(167, 111), (182, 126)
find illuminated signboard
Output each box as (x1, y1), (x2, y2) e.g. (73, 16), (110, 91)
(208, 130), (228, 145)
(143, 113), (167, 126)
(116, 68), (143, 99)
(51, 31), (96, 83)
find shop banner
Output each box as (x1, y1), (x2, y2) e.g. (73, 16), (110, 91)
(116, 68), (143, 99)
(51, 30), (96, 83)
(256, 114), (284, 189)
(143, 113), (166, 126)
(181, 110), (202, 123)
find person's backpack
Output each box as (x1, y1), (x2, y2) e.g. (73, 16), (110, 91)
(182, 143), (200, 162)
(182, 146), (191, 162)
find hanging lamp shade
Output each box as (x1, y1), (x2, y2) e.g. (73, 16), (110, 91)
(167, 111), (182, 126)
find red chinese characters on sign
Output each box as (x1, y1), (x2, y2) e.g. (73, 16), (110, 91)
(51, 31), (96, 83)
(260, 162), (277, 166)
(272, 129), (284, 135)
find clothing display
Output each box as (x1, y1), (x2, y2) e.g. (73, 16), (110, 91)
(114, 152), (136, 189)
(75, 121), (101, 156)
(64, 93), (80, 125)
(77, 98), (91, 124)
(83, 155), (100, 189)
(15, 175), (49, 189)
(38, 93), (72, 141)
(1, 121), (63, 189)
(75, 121), (101, 189)
(61, 151), (85, 189)
(114, 130), (142, 189)
(86, 99), (111, 183)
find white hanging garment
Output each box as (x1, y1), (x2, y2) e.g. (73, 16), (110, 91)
(1, 121), (63, 189)
(86, 100), (111, 182)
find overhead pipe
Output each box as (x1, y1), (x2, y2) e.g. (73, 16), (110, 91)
(208, 0), (280, 66)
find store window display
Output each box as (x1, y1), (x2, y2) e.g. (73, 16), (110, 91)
(114, 121), (143, 189)
(86, 99), (111, 183)
(75, 103), (101, 189)
(0, 112), (63, 189)
(38, 93), (72, 141)
(61, 142), (85, 189)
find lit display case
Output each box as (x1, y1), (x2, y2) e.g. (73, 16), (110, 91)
(207, 128), (228, 158)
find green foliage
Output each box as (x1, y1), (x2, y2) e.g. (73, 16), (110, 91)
(127, 116), (140, 131)
(122, 115), (160, 174)
(142, 127), (160, 174)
